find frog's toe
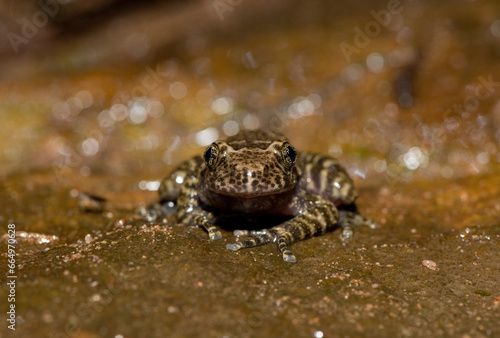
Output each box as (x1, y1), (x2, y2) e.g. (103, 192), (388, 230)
(234, 229), (269, 237)
(233, 229), (250, 236)
(140, 201), (176, 221)
(227, 233), (275, 252)
(226, 242), (243, 251)
(366, 219), (378, 229)
(282, 250), (297, 263)
(341, 226), (354, 241)
(209, 230), (222, 240)
(138, 206), (157, 222)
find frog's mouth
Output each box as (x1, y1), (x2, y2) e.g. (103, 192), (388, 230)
(199, 183), (297, 214)
(211, 185), (295, 199)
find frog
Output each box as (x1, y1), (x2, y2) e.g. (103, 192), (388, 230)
(146, 129), (374, 263)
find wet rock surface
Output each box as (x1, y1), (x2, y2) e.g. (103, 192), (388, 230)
(1, 169), (499, 337)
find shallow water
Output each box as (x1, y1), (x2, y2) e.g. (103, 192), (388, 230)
(1, 0), (500, 337)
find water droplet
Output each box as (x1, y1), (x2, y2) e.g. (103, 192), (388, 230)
(85, 234), (93, 244)
(223, 120), (240, 136)
(110, 104), (128, 121)
(440, 166), (454, 179)
(491, 20), (500, 38)
(373, 159), (387, 173)
(129, 100), (148, 124)
(125, 33), (150, 59)
(169, 82), (187, 100)
(366, 53), (385, 73)
(243, 114), (260, 130)
(476, 152), (490, 165)
(195, 127), (219, 146)
(81, 138), (99, 157)
(211, 97), (233, 115)
(422, 260), (438, 270)
(342, 63), (364, 82)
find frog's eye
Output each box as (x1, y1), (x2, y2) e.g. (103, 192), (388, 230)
(203, 143), (220, 170)
(281, 142), (297, 169)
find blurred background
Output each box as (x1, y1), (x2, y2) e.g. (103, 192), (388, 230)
(1, 0), (499, 184)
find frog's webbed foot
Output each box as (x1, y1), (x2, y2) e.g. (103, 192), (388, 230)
(139, 200), (176, 222)
(226, 227), (298, 263)
(226, 229), (278, 250)
(180, 212), (222, 240)
(190, 216), (222, 240)
(277, 234), (297, 263)
(207, 227), (222, 240)
(338, 210), (377, 241)
(174, 174), (223, 240)
(227, 197), (339, 263)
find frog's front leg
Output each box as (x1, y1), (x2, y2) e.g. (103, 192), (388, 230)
(227, 193), (338, 263)
(177, 174), (222, 240)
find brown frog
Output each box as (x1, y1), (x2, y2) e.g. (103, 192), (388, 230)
(147, 129), (374, 262)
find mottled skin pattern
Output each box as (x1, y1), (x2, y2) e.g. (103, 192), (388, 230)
(149, 129), (373, 263)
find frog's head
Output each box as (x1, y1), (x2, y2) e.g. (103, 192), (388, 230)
(201, 132), (298, 198)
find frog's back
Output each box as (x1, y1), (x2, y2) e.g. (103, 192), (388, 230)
(224, 129), (285, 150)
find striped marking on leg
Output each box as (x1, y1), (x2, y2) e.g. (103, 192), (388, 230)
(226, 231), (276, 251)
(193, 214), (221, 240)
(274, 202), (338, 262)
(176, 176), (221, 240)
(277, 232), (296, 263)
